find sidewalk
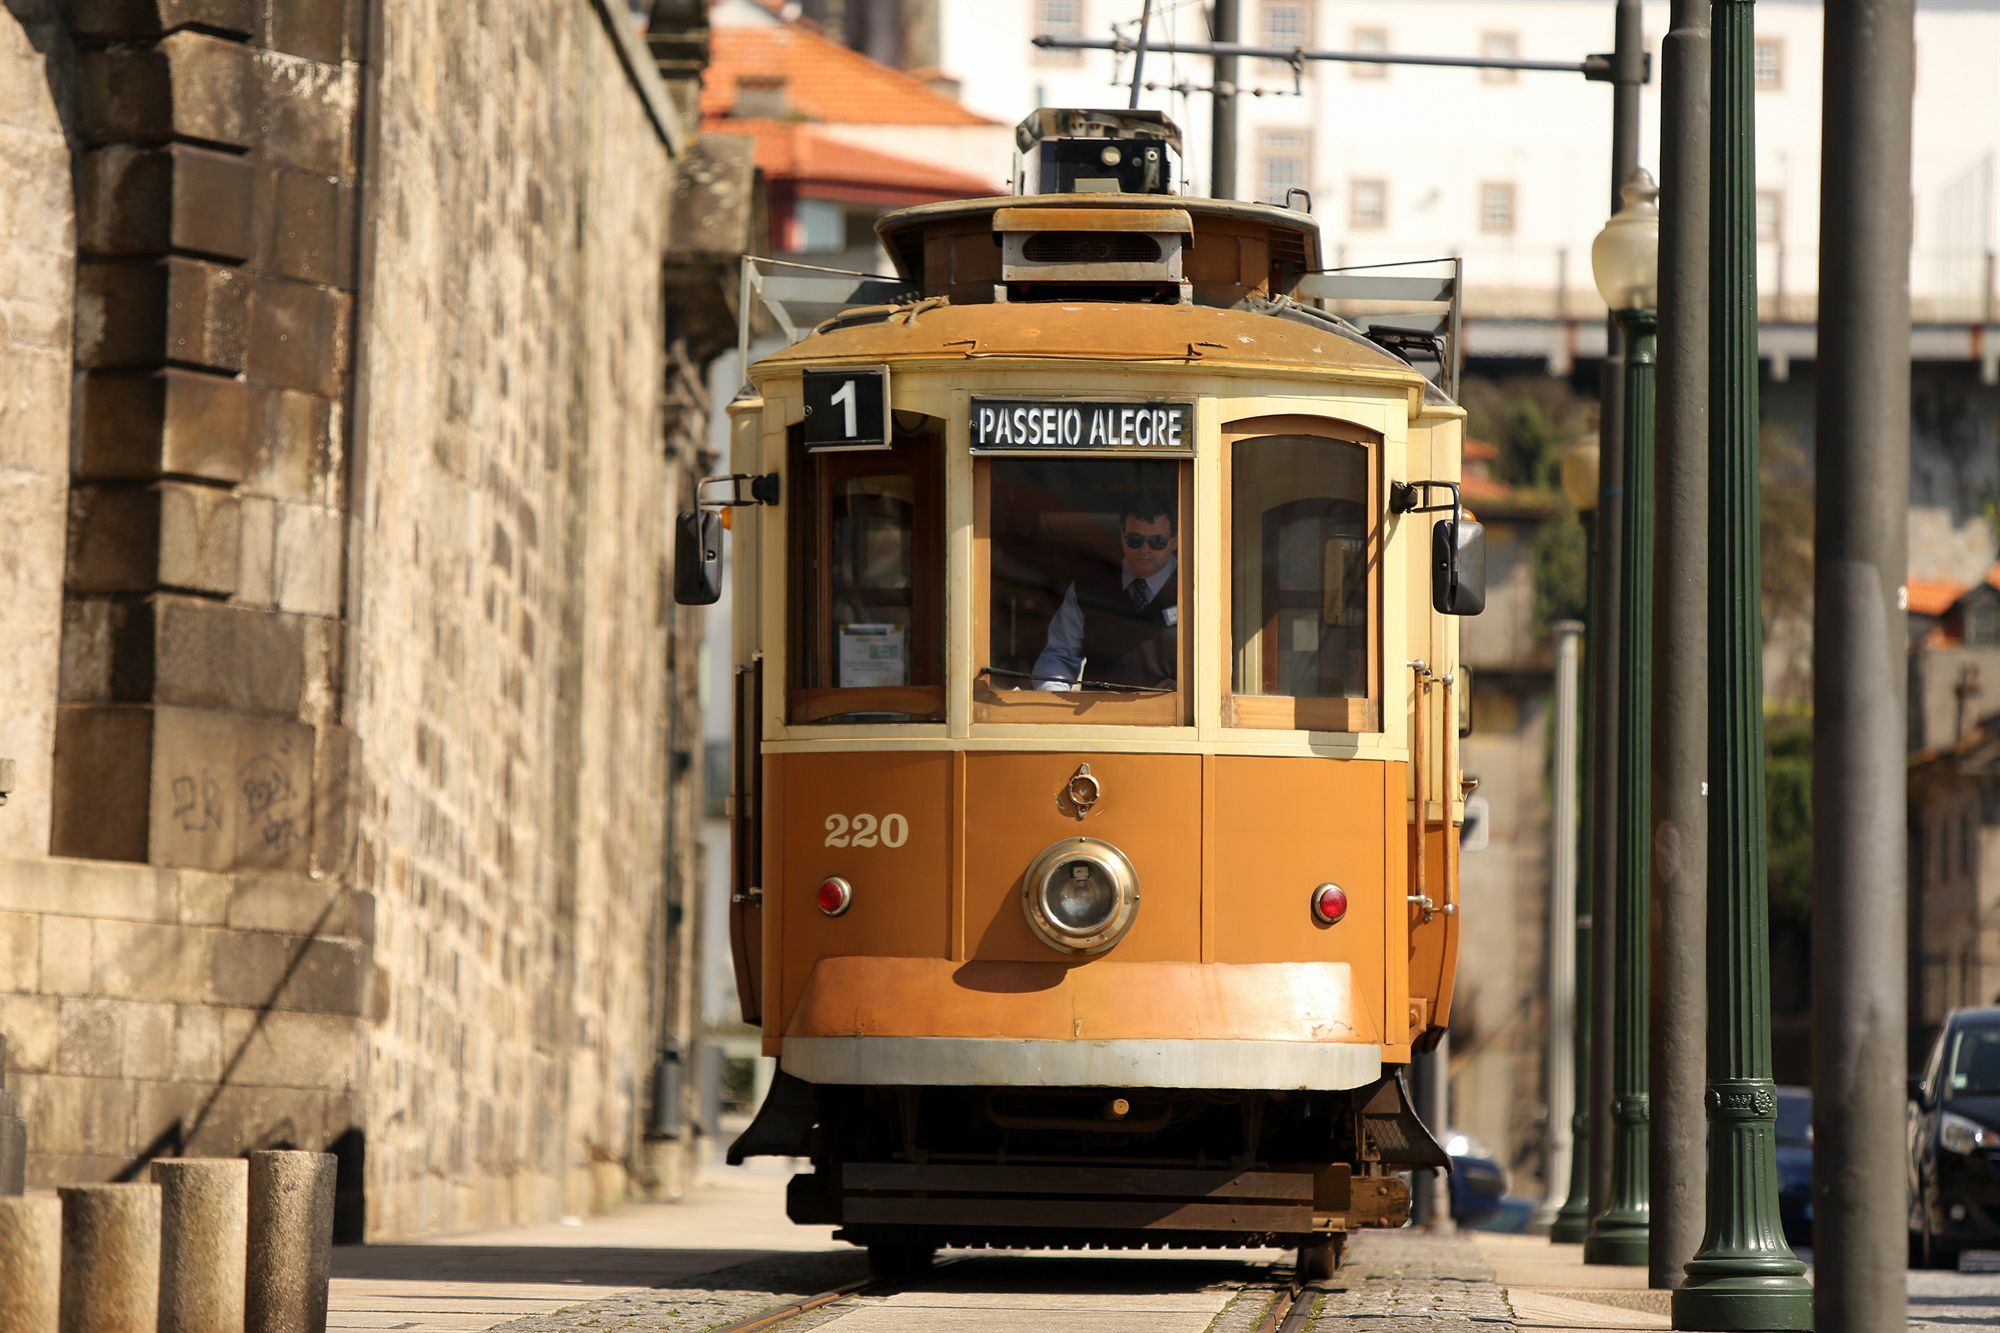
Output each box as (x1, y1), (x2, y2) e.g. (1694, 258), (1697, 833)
(1474, 1232), (1669, 1332)
(328, 1157), (841, 1332)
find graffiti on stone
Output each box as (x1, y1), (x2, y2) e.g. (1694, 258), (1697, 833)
(238, 753), (301, 851)
(170, 775), (223, 832)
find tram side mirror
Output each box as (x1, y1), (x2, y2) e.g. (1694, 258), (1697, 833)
(1431, 517), (1486, 616)
(674, 509), (723, 606)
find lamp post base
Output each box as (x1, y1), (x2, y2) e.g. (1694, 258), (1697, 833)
(1671, 1275), (1815, 1331)
(1583, 1214), (1650, 1266)
(1549, 1204), (1590, 1244)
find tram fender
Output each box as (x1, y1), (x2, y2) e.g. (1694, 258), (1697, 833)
(727, 1068), (818, 1164)
(1358, 1070), (1450, 1170)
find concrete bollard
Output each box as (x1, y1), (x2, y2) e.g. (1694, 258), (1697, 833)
(0, 1195), (61, 1333)
(246, 1151), (335, 1333)
(58, 1183), (161, 1333)
(153, 1159), (248, 1333)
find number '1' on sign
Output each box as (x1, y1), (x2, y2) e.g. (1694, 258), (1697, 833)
(804, 367), (891, 451)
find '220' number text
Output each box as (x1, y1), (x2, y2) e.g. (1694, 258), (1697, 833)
(824, 813), (908, 848)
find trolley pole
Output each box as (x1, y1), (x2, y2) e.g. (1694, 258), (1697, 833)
(1811, 2), (1914, 1329)
(1208, 0), (1238, 198)
(1649, 0), (1710, 1292)
(1588, 0), (1644, 1238)
(1537, 621), (1583, 1230)
(1671, 2), (1812, 1327)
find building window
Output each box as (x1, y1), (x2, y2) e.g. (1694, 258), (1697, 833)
(1350, 26), (1388, 80)
(1035, 0), (1083, 65)
(1756, 189), (1783, 244)
(1258, 128), (1310, 206)
(1350, 178), (1387, 230)
(1479, 181), (1517, 234)
(1260, 2), (1310, 72)
(1480, 31), (1519, 84)
(1754, 37), (1783, 90)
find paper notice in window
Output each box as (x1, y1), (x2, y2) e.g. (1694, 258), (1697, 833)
(838, 623), (907, 687)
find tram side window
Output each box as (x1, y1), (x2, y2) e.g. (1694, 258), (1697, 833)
(982, 457), (1187, 724)
(1229, 432), (1375, 730)
(789, 419), (944, 723)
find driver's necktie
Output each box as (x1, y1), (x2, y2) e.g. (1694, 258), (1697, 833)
(1128, 578), (1151, 612)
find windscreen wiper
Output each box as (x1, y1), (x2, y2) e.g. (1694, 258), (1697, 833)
(979, 666), (1174, 695)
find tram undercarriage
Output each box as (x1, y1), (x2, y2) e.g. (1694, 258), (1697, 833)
(733, 1070), (1446, 1273)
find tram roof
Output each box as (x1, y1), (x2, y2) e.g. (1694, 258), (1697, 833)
(753, 299), (1429, 391)
(875, 192), (1324, 278)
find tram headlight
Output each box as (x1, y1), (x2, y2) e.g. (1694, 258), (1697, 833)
(1022, 837), (1139, 955)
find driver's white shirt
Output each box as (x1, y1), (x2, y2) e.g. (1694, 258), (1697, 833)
(1029, 556), (1177, 691)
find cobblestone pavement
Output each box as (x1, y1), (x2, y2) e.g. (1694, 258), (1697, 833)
(1307, 1231), (1516, 1330)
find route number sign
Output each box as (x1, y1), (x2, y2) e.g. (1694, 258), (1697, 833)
(803, 367), (890, 451)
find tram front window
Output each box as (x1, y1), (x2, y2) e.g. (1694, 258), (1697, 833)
(789, 420), (945, 723)
(981, 457), (1188, 724)
(1227, 424), (1378, 732)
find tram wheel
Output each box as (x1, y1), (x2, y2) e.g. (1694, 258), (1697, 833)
(867, 1241), (937, 1281)
(1297, 1235), (1341, 1282)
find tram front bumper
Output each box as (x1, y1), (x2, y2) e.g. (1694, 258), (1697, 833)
(779, 956), (1385, 1092)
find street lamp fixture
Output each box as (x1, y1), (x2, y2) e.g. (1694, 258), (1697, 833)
(1592, 170), (1662, 313)
(1583, 167), (1660, 1269)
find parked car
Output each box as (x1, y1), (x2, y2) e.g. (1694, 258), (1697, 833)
(1442, 1130), (1509, 1227)
(1909, 1006), (2000, 1269)
(1774, 1086), (1813, 1249)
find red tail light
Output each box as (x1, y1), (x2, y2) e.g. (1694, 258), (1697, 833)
(1311, 883), (1348, 926)
(817, 876), (853, 917)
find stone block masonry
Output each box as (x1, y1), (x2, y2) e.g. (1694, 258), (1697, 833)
(0, 0), (719, 1242)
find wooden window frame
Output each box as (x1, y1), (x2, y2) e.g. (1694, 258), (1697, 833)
(1220, 414), (1382, 734)
(787, 422), (947, 725)
(971, 456), (1194, 727)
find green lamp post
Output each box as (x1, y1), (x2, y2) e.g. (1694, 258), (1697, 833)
(1671, 1), (1814, 1327)
(1550, 438), (1601, 1246)
(1585, 169), (1661, 1268)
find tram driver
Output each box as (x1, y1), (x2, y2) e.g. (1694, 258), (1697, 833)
(1030, 493), (1178, 691)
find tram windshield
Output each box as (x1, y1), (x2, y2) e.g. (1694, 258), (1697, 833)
(981, 457), (1188, 724)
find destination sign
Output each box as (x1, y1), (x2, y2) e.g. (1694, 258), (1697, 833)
(971, 398), (1193, 453)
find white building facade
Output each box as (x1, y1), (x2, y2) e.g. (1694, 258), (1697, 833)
(936, 0), (1999, 349)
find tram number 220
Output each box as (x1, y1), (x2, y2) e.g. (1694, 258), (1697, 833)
(824, 813), (908, 848)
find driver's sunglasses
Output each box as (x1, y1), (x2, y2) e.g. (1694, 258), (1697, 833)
(1123, 533), (1173, 551)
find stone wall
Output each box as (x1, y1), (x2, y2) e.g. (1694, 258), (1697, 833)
(348, 0), (698, 1237)
(0, 0), (719, 1241)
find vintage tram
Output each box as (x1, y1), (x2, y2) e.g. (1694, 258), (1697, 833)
(678, 109), (1482, 1278)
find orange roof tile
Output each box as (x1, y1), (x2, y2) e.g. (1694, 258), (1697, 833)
(709, 120), (998, 202)
(1464, 436), (1501, 463)
(703, 25), (996, 126)
(1985, 560), (2000, 592)
(1909, 576), (1968, 618)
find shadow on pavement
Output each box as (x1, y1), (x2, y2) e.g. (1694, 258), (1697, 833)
(331, 1245), (805, 1288)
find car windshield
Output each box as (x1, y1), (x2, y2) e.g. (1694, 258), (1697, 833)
(1944, 1017), (2000, 1097)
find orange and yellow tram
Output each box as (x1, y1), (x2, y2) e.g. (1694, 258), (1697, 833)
(678, 109), (1483, 1278)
